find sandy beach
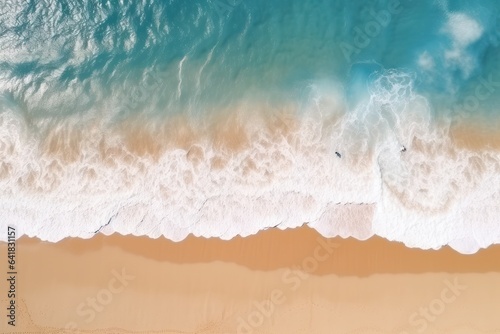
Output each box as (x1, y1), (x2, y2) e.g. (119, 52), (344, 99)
(450, 117), (500, 152)
(2, 1), (500, 333)
(1, 226), (499, 333)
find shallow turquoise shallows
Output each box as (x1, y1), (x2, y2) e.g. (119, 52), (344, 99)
(1, 0), (499, 121)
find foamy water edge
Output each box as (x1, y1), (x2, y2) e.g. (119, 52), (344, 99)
(1, 71), (500, 254)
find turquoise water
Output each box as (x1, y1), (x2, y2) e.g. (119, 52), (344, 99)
(1, 0), (500, 249)
(1, 0), (499, 120)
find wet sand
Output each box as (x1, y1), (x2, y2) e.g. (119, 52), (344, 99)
(450, 117), (500, 151)
(1, 226), (499, 334)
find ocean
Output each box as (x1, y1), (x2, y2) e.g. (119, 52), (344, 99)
(0, 0), (499, 253)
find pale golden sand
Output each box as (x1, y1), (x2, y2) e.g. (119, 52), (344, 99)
(450, 117), (500, 151)
(1, 227), (499, 334)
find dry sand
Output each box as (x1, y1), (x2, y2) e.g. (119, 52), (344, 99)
(1, 226), (499, 334)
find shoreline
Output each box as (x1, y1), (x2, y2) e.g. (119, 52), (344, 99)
(1, 104), (500, 251)
(6, 226), (500, 275)
(1, 226), (499, 333)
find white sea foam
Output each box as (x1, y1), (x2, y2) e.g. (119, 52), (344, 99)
(445, 13), (484, 46)
(442, 12), (484, 78)
(0, 71), (499, 254)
